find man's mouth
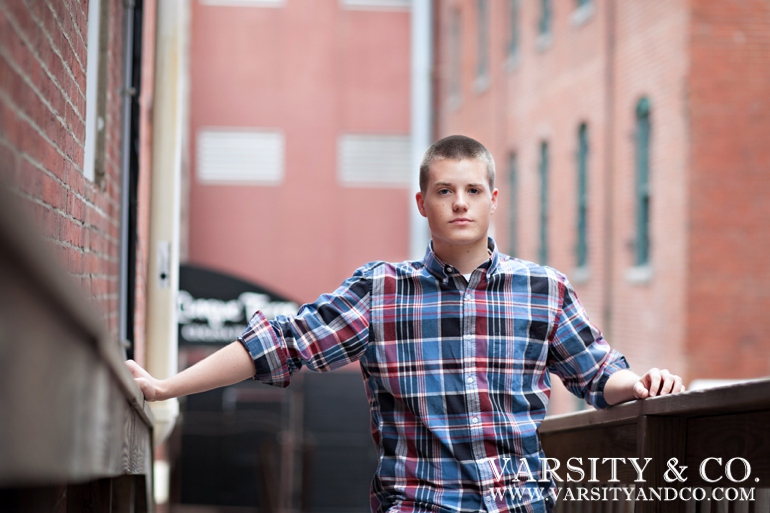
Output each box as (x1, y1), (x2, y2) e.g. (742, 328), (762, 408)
(451, 218), (472, 224)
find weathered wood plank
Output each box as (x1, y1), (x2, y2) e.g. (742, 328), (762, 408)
(0, 187), (153, 495)
(636, 416), (687, 513)
(540, 422), (638, 483)
(0, 259), (152, 483)
(685, 411), (770, 486)
(541, 379), (770, 436)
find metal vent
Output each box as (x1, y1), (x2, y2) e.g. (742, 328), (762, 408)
(338, 134), (411, 187)
(196, 128), (284, 185)
(339, 0), (411, 10)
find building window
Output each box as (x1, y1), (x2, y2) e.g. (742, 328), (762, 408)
(338, 134), (411, 187)
(339, 0), (410, 9)
(538, 141), (549, 265)
(508, 152), (518, 257)
(84, 0), (109, 184)
(508, 0), (520, 59)
(476, 0), (489, 86)
(200, 0), (285, 6)
(449, 8), (462, 104)
(576, 123), (588, 268)
(635, 98), (652, 266)
(197, 128), (285, 185)
(538, 0), (552, 36)
(571, 0), (594, 26)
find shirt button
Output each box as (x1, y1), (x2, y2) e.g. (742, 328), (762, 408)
(464, 295), (472, 301)
(471, 417), (479, 424)
(444, 265), (453, 273)
(467, 376), (474, 384)
(485, 495), (492, 502)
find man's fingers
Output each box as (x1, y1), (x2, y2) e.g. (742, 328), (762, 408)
(125, 360), (157, 401)
(125, 359), (143, 377)
(670, 374), (683, 394)
(642, 368), (686, 397)
(658, 369), (675, 395)
(658, 372), (684, 395)
(646, 368), (661, 397)
(633, 381), (649, 399)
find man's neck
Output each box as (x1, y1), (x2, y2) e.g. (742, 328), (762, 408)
(433, 239), (490, 275)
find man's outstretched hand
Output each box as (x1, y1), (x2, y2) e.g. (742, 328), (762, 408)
(125, 360), (164, 402)
(124, 341), (256, 403)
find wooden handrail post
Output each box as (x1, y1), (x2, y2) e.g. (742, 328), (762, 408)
(636, 415), (687, 513)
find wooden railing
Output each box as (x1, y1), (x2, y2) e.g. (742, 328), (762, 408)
(539, 378), (770, 512)
(0, 186), (154, 512)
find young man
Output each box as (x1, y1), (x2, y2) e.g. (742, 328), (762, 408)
(127, 135), (684, 513)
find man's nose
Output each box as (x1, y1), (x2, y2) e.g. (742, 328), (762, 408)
(453, 193), (468, 211)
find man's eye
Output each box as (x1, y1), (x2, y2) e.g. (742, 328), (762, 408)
(469, 188), (480, 194)
(438, 189), (451, 195)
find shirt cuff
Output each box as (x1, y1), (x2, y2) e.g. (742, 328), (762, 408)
(592, 351), (630, 409)
(237, 310), (292, 387)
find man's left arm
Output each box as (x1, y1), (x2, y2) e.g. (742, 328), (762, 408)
(548, 272), (686, 408)
(603, 368), (686, 406)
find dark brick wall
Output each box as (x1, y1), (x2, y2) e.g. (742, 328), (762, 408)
(0, 0), (128, 343)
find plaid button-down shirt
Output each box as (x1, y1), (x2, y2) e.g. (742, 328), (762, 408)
(239, 239), (628, 513)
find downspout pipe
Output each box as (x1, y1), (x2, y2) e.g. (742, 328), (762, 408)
(146, 0), (190, 446)
(602, 0), (616, 340)
(409, 0), (432, 260)
(118, 0), (136, 357)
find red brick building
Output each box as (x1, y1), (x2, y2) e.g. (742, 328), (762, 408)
(187, 0), (414, 305)
(433, 0), (770, 411)
(0, 0), (184, 509)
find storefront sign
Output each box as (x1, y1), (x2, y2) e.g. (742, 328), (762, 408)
(178, 264), (298, 346)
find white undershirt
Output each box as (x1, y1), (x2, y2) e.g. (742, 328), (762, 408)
(463, 273), (472, 282)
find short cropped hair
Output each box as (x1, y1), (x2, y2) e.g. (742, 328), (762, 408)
(419, 135), (496, 193)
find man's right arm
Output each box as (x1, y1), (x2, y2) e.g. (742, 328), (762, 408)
(125, 340), (255, 402)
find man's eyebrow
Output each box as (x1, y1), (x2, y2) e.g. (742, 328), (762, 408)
(432, 181), (485, 188)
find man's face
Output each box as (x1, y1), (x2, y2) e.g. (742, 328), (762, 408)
(416, 158), (498, 252)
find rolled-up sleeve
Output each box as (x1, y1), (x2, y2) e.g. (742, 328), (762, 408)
(547, 274), (629, 409)
(238, 265), (373, 387)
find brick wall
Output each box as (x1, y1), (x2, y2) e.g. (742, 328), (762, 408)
(0, 0), (127, 343)
(608, 0), (690, 381)
(686, 0), (770, 379)
(435, 0), (770, 392)
(432, 0), (765, 410)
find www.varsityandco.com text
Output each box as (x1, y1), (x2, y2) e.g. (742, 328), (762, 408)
(484, 456), (760, 503)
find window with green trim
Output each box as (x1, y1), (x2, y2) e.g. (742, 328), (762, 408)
(576, 123), (588, 268)
(539, 141), (549, 265)
(539, 0), (552, 36)
(508, 152), (518, 256)
(635, 98), (651, 266)
(477, 0), (489, 80)
(508, 0), (520, 58)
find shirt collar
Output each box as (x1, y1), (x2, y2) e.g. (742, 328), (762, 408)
(421, 237), (500, 282)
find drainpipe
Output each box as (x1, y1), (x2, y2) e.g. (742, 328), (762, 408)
(146, 0), (190, 446)
(602, 0), (616, 340)
(118, 0), (137, 358)
(409, 0), (432, 259)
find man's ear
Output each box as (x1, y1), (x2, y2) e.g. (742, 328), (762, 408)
(490, 188), (499, 214)
(415, 191), (427, 217)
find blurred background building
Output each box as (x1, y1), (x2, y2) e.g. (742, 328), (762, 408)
(1, 0), (769, 512)
(431, 0), (770, 413)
